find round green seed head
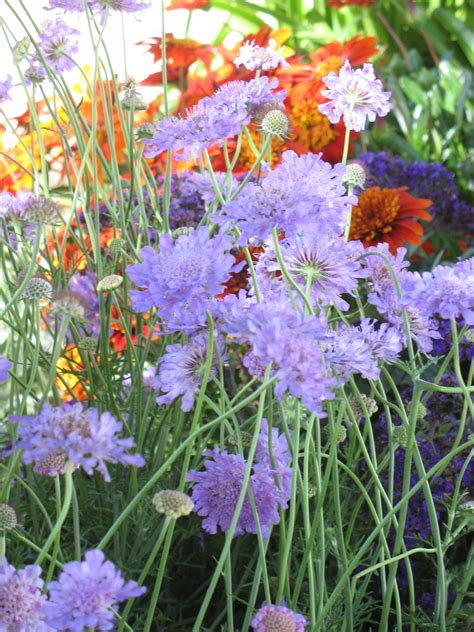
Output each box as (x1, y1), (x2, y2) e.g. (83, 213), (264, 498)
(260, 109), (290, 139)
(97, 274), (123, 292)
(21, 277), (53, 302)
(0, 504), (18, 532)
(152, 490), (194, 519)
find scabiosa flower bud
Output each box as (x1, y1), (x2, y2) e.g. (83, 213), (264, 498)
(25, 61), (46, 85)
(0, 504), (18, 532)
(343, 163), (366, 189)
(392, 425), (408, 448)
(408, 400), (427, 420)
(51, 290), (87, 321)
(464, 329), (474, 343)
(251, 602), (308, 631)
(229, 431), (253, 448)
(77, 336), (97, 351)
(348, 395), (378, 422)
(97, 274), (123, 292)
(121, 93), (147, 110)
(136, 122), (155, 140)
(21, 196), (61, 225)
(0, 559), (50, 630)
(261, 110), (290, 139)
(20, 277), (53, 303)
(12, 36), (30, 63)
(307, 483), (317, 498)
(109, 237), (127, 253)
(152, 490), (194, 519)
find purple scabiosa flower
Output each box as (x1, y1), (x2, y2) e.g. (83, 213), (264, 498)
(0, 558), (51, 631)
(234, 39), (290, 72)
(47, 0), (86, 9)
(318, 60), (391, 132)
(144, 76), (283, 161)
(150, 331), (223, 412)
(261, 234), (365, 310)
(363, 242), (409, 297)
(215, 150), (355, 245)
(44, 549), (145, 631)
(92, 0), (151, 12)
(251, 602), (308, 631)
(0, 75), (13, 104)
(126, 227), (243, 333)
(0, 357), (12, 383)
(417, 258), (474, 326)
(256, 419), (292, 501)
(37, 20), (79, 75)
(69, 271), (101, 336)
(11, 402), (145, 481)
(223, 298), (336, 416)
(326, 319), (402, 381)
(187, 446), (289, 537)
(358, 151), (474, 231)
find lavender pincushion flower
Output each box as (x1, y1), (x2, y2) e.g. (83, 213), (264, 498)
(234, 39), (289, 72)
(11, 402), (145, 481)
(0, 558), (51, 631)
(187, 444), (290, 537)
(44, 549), (145, 631)
(150, 331), (223, 412)
(261, 234), (365, 310)
(251, 602), (308, 631)
(223, 298), (336, 416)
(37, 20), (79, 75)
(144, 76), (283, 161)
(0, 75), (13, 104)
(0, 357), (12, 383)
(318, 60), (391, 132)
(215, 151), (355, 245)
(48, 0), (151, 12)
(126, 227), (243, 332)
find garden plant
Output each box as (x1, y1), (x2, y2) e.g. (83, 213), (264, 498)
(0, 0), (472, 630)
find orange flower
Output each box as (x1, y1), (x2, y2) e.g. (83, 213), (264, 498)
(349, 187), (432, 254)
(166, 0), (208, 8)
(56, 344), (89, 402)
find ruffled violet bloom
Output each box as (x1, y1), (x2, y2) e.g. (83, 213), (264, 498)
(187, 427), (291, 537)
(127, 227), (243, 333)
(215, 151), (355, 245)
(144, 76), (284, 161)
(0, 75), (13, 104)
(0, 357), (12, 383)
(150, 331), (223, 412)
(234, 39), (290, 72)
(48, 0), (151, 12)
(37, 20), (80, 75)
(251, 602), (308, 631)
(0, 558), (51, 631)
(318, 60), (391, 132)
(44, 550), (145, 631)
(11, 402), (145, 481)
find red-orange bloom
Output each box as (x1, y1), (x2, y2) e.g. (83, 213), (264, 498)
(166, 0), (208, 9)
(349, 187), (432, 254)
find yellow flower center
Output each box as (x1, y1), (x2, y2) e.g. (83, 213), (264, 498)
(350, 187), (400, 241)
(290, 100), (336, 152)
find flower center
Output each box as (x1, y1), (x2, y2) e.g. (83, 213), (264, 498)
(290, 100), (336, 152)
(260, 611), (297, 632)
(350, 187), (400, 242)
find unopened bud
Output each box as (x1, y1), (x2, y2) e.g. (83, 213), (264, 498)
(152, 490), (194, 519)
(97, 274), (123, 292)
(392, 425), (408, 448)
(261, 109), (289, 139)
(343, 163), (366, 189)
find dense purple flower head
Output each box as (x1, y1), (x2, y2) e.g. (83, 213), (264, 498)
(318, 60), (391, 131)
(416, 258), (474, 325)
(150, 331), (223, 412)
(0, 191), (36, 221)
(187, 430), (291, 537)
(145, 76), (283, 161)
(44, 549), (145, 631)
(326, 319), (402, 381)
(215, 151), (355, 245)
(11, 402), (145, 481)
(69, 271), (100, 336)
(358, 151), (473, 230)
(260, 234), (365, 310)
(47, 0), (151, 12)
(0, 558), (51, 631)
(0, 75), (13, 104)
(432, 317), (474, 361)
(251, 602), (308, 631)
(234, 39), (290, 72)
(37, 20), (79, 75)
(223, 297), (336, 416)
(0, 357), (12, 383)
(126, 227), (242, 333)
(256, 419), (292, 501)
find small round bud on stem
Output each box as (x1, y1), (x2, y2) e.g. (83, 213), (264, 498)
(21, 277), (53, 303)
(343, 163), (366, 189)
(260, 110), (290, 139)
(0, 504), (18, 532)
(392, 425), (408, 448)
(152, 490), (194, 519)
(97, 274), (123, 292)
